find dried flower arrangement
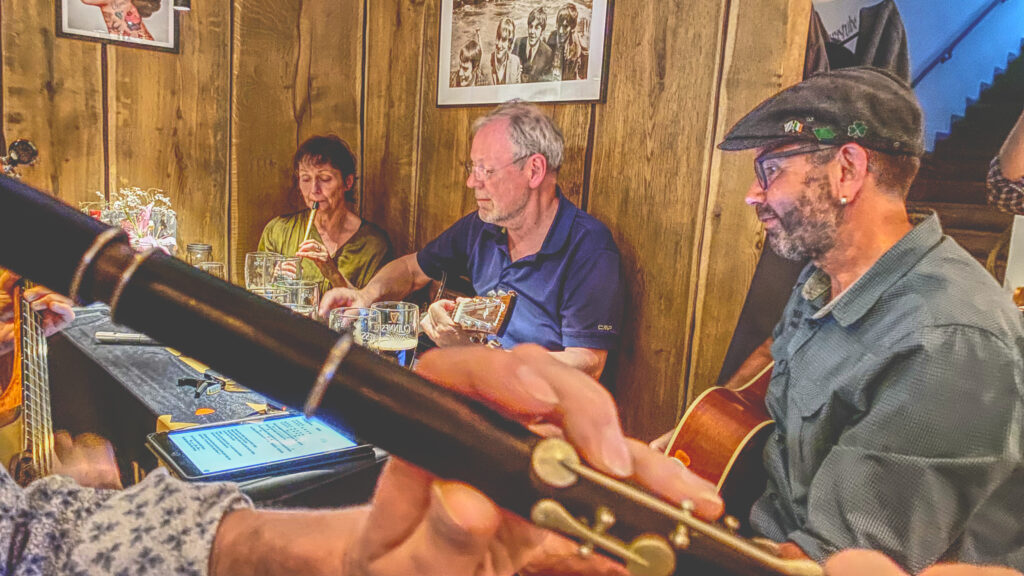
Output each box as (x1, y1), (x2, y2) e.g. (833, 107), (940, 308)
(82, 188), (178, 255)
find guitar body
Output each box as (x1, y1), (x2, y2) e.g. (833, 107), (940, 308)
(665, 363), (774, 524)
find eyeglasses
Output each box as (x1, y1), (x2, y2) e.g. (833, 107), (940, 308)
(463, 154), (531, 182)
(754, 144), (837, 190)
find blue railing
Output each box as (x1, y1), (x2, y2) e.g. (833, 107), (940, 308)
(912, 0), (1011, 87)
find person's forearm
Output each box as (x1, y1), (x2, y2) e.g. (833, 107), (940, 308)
(1000, 110), (1024, 181)
(361, 254), (431, 302)
(210, 506), (367, 576)
(721, 337), (773, 390)
(549, 347), (607, 380)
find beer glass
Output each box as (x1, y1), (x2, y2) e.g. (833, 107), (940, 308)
(274, 279), (320, 318)
(250, 287), (289, 304)
(272, 256), (302, 283)
(244, 251), (277, 290)
(329, 308), (381, 350)
(197, 261), (226, 280)
(371, 301), (419, 368)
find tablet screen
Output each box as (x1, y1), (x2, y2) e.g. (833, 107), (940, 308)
(167, 414), (358, 474)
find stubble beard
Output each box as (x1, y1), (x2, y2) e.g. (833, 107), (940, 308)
(764, 171), (844, 262)
(478, 194), (529, 226)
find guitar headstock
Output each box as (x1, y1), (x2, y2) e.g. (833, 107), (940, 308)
(451, 290), (516, 336)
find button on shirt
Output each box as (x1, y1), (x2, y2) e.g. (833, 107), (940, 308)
(749, 212), (1024, 572)
(417, 190), (623, 352)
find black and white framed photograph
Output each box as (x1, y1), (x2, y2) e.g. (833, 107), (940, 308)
(438, 0), (612, 106)
(57, 0), (179, 53)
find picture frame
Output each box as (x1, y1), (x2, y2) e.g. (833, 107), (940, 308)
(438, 0), (613, 107)
(57, 0), (180, 53)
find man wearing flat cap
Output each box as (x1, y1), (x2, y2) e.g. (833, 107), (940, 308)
(656, 67), (1024, 572)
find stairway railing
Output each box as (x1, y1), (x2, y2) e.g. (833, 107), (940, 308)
(912, 0), (1011, 87)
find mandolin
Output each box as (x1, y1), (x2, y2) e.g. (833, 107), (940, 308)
(0, 281), (56, 485)
(664, 362), (774, 524)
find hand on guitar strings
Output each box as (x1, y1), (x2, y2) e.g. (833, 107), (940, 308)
(421, 298), (474, 347)
(52, 431), (123, 490)
(0, 269), (75, 356)
(340, 344), (724, 576)
(825, 550), (1022, 576)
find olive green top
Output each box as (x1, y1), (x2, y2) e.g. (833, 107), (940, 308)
(258, 210), (394, 293)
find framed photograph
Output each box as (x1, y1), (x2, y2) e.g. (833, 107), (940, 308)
(438, 0), (613, 107)
(57, 0), (179, 53)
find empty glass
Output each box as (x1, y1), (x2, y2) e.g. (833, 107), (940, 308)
(245, 251), (278, 290)
(251, 287), (290, 304)
(371, 301), (419, 368)
(272, 256), (302, 284)
(197, 261), (226, 280)
(274, 279), (320, 318)
(329, 307), (381, 349)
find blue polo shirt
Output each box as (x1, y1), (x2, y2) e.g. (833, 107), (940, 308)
(417, 191), (622, 351)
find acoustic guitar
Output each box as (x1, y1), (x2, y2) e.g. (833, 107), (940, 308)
(0, 281), (56, 485)
(451, 290), (516, 335)
(663, 362), (774, 524)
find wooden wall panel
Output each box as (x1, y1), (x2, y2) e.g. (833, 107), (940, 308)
(230, 0), (363, 283)
(587, 1), (730, 440)
(363, 0), (431, 256)
(1, 0), (103, 205)
(687, 0), (812, 404)
(107, 1), (231, 269)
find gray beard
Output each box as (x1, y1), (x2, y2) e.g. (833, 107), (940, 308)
(765, 173), (843, 261)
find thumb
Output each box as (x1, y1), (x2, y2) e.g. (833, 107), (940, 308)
(401, 480), (501, 574)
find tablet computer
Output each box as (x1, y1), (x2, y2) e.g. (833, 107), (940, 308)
(146, 413), (374, 482)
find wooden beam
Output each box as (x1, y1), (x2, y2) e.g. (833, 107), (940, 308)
(686, 0), (811, 406)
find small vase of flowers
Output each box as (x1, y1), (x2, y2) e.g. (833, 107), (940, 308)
(81, 187), (178, 255)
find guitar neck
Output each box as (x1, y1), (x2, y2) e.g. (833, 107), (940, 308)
(15, 283), (55, 478)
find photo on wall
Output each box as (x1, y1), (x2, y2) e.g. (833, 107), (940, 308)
(437, 0), (613, 106)
(57, 0), (179, 53)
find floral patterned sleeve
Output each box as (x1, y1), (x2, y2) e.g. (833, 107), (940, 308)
(987, 156), (1024, 215)
(0, 467), (251, 575)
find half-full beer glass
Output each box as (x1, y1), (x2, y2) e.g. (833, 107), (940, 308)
(371, 301), (419, 368)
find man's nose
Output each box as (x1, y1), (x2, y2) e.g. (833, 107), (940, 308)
(745, 180), (765, 206)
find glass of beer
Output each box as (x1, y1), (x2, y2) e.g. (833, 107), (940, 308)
(329, 308), (381, 350)
(371, 301), (419, 368)
(244, 251), (277, 290)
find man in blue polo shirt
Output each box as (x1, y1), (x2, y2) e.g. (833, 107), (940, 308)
(319, 101), (622, 381)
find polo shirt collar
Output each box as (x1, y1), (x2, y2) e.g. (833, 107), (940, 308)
(479, 187), (578, 256)
(802, 210), (943, 327)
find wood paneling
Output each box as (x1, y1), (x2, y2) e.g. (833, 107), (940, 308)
(231, 0), (364, 282)
(1, 0), (103, 205)
(363, 0), (432, 256)
(587, 0), (730, 440)
(107, 0), (231, 270)
(686, 0), (812, 406)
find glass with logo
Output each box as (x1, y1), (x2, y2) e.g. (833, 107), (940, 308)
(371, 301), (419, 368)
(329, 308), (381, 350)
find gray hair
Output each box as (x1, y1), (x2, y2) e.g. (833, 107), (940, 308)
(471, 100), (564, 172)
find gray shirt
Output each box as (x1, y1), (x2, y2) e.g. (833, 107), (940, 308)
(0, 467), (250, 574)
(749, 212), (1024, 572)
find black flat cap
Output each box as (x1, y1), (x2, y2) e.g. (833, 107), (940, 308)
(719, 66), (924, 157)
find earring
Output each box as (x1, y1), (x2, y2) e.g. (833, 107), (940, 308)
(840, 197), (848, 206)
